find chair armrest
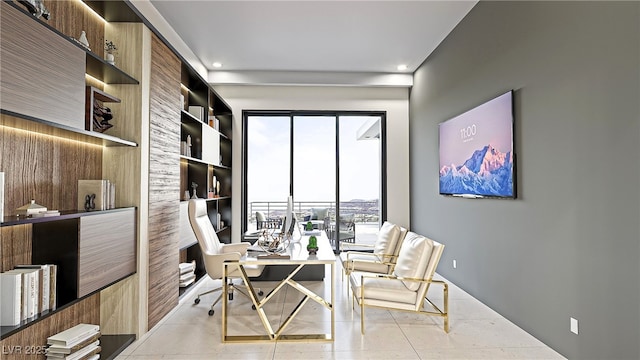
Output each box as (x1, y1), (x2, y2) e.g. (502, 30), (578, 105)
(341, 242), (375, 250)
(359, 273), (436, 285)
(221, 242), (250, 255)
(344, 252), (397, 272)
(345, 251), (397, 261)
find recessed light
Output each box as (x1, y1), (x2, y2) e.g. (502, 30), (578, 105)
(397, 64), (408, 71)
(212, 62), (223, 68)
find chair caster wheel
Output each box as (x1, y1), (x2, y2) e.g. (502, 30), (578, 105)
(252, 305), (256, 310)
(258, 290), (264, 296)
(208, 309), (215, 316)
(194, 298), (200, 304)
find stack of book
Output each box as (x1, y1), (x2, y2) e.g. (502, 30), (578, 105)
(77, 179), (116, 211)
(0, 264), (57, 326)
(178, 260), (196, 288)
(46, 323), (101, 360)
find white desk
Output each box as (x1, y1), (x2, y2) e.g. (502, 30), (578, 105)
(222, 232), (335, 342)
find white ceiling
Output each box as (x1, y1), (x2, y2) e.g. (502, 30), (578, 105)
(146, 0), (477, 86)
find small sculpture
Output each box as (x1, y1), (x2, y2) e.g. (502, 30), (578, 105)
(307, 235), (318, 255)
(78, 31), (90, 50)
(92, 99), (113, 133)
(19, 0), (50, 20)
(190, 182), (198, 199)
(84, 194), (96, 211)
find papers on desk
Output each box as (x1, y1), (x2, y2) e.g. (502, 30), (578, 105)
(247, 242), (267, 252)
(257, 253), (290, 259)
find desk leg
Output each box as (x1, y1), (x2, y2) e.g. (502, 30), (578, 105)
(331, 262), (335, 340)
(222, 262), (228, 342)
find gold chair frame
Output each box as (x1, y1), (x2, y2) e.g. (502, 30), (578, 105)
(352, 273), (449, 334)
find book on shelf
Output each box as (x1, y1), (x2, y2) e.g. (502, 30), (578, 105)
(179, 272), (195, 282)
(0, 272), (22, 326)
(179, 276), (195, 288)
(188, 105), (205, 122)
(5, 268), (39, 320)
(46, 332), (100, 355)
(46, 340), (100, 360)
(15, 264), (56, 311)
(77, 179), (116, 211)
(47, 323), (100, 348)
(179, 260), (196, 275)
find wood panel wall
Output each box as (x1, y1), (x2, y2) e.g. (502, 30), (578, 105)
(0, 114), (103, 215)
(100, 23), (146, 336)
(0, 225), (31, 272)
(44, 0), (105, 58)
(147, 33), (181, 329)
(0, 294), (100, 360)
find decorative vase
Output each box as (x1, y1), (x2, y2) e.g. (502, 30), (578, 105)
(105, 53), (115, 65)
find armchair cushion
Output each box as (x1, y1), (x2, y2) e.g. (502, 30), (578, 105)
(393, 232), (434, 291)
(373, 222), (402, 261)
(350, 272), (418, 305)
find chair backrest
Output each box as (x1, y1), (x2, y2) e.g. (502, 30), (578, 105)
(373, 222), (404, 261)
(189, 199), (223, 256)
(311, 207), (329, 220)
(339, 213), (355, 231)
(255, 211), (266, 222)
(392, 232), (444, 292)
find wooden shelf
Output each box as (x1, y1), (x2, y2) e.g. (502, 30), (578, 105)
(181, 109), (204, 124)
(101, 334), (137, 360)
(1, 207), (136, 227)
(83, 1), (143, 23)
(86, 50), (139, 84)
(1, 109), (138, 147)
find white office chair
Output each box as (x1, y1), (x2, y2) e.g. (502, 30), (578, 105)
(188, 199), (264, 316)
(350, 232), (448, 334)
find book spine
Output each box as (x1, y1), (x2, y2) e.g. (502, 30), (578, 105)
(35, 268), (43, 314)
(0, 273), (22, 326)
(0, 172), (4, 220)
(25, 271), (36, 319)
(109, 182), (115, 209)
(49, 264), (57, 310)
(102, 180), (108, 211)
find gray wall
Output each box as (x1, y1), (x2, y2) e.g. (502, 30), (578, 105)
(409, 2), (639, 359)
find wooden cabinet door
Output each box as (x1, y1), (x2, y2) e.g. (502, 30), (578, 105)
(0, 1), (85, 129)
(78, 209), (136, 297)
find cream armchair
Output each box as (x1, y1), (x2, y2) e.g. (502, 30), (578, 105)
(340, 221), (407, 282)
(349, 232), (448, 334)
(189, 199), (264, 316)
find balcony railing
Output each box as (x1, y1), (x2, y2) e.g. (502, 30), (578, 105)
(249, 200), (379, 224)
(248, 200), (380, 248)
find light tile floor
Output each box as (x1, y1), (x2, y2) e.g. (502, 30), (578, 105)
(116, 261), (565, 360)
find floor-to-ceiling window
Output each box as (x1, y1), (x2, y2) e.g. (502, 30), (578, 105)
(243, 111), (386, 252)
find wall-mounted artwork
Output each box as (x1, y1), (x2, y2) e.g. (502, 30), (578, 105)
(438, 90), (515, 198)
